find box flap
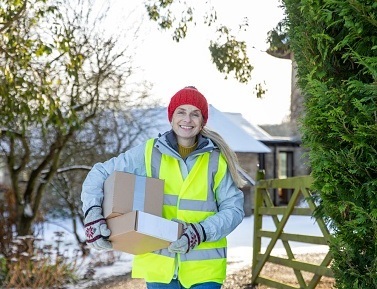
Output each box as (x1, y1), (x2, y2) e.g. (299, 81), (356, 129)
(107, 211), (137, 237)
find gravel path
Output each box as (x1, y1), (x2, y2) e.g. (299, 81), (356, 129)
(83, 253), (335, 289)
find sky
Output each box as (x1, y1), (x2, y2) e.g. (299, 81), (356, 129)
(108, 0), (292, 125)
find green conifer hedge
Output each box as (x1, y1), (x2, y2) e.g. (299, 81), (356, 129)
(282, 0), (377, 287)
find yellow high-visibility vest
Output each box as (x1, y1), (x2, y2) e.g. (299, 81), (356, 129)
(132, 138), (228, 288)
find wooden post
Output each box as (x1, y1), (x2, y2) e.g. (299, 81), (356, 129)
(252, 170), (265, 285)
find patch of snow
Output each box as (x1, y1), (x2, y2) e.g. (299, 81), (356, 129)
(41, 215), (330, 287)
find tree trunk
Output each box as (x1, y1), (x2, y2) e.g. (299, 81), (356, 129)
(17, 211), (34, 236)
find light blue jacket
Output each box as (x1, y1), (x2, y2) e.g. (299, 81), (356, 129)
(81, 130), (245, 242)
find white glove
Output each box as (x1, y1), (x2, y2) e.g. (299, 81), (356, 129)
(168, 219), (206, 254)
(84, 206), (112, 250)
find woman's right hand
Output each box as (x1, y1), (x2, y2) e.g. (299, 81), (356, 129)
(84, 206), (112, 250)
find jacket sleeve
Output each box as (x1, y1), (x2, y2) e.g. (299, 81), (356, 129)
(81, 143), (147, 214)
(200, 170), (245, 242)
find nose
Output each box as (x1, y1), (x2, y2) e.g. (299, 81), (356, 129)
(183, 114), (192, 122)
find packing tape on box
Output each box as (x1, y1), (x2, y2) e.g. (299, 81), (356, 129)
(133, 175), (147, 211)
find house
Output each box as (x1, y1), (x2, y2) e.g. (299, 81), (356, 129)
(224, 112), (310, 206)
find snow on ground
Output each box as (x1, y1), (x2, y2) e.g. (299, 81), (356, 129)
(225, 215), (330, 273)
(41, 215), (330, 287)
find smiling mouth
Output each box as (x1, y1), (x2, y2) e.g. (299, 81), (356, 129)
(180, 125), (194, 129)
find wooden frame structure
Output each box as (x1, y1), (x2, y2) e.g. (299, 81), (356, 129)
(252, 173), (334, 288)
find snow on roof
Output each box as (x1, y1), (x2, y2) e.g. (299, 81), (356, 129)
(223, 111), (274, 142)
(206, 105), (271, 153)
(149, 105), (271, 153)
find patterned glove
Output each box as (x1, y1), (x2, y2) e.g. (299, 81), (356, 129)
(84, 206), (112, 250)
(168, 219), (206, 254)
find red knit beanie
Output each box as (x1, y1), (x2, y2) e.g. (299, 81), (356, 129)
(168, 86), (209, 124)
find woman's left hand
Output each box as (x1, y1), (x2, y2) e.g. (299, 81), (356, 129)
(168, 220), (206, 254)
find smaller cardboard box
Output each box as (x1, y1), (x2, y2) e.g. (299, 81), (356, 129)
(103, 171), (164, 219)
(107, 211), (183, 255)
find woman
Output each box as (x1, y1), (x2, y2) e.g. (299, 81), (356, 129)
(81, 86), (245, 289)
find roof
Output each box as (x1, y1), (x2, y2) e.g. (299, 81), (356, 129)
(148, 105), (271, 153)
(222, 112), (274, 142)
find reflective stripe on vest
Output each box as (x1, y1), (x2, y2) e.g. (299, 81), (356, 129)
(132, 138), (228, 287)
(153, 246), (227, 261)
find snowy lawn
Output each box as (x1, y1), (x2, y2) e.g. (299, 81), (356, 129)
(41, 215), (330, 287)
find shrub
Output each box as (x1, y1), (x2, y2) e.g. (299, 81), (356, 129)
(1, 185), (82, 288)
(282, 0), (377, 287)
(0, 185), (17, 262)
(2, 232), (82, 289)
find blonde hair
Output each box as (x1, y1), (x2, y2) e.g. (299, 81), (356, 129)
(201, 127), (247, 188)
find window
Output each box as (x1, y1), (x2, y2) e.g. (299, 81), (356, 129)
(278, 151), (293, 178)
(278, 151), (294, 204)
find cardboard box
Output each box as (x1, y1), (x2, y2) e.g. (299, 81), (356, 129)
(103, 171), (164, 219)
(107, 210), (183, 255)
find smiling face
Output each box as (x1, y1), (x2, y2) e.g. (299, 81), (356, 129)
(171, 104), (204, 147)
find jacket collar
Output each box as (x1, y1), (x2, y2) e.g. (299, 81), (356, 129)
(158, 130), (214, 155)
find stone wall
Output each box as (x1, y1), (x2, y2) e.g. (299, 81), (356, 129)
(236, 152), (259, 216)
(234, 142), (311, 215)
